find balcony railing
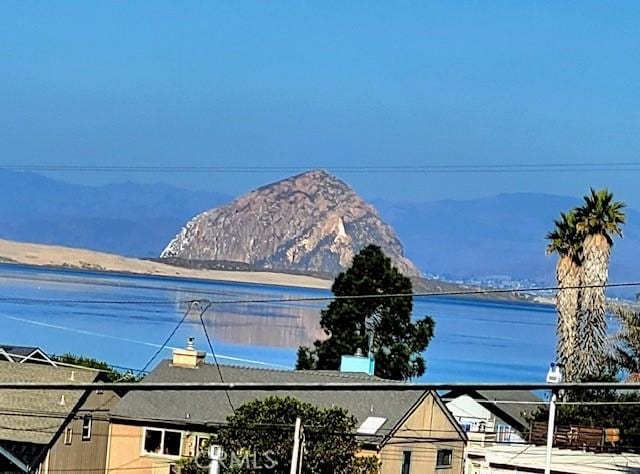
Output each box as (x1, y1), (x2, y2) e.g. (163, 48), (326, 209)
(529, 422), (620, 452)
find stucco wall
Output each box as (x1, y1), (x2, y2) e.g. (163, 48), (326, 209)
(106, 423), (179, 473)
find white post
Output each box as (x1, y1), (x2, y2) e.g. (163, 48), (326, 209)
(290, 417), (303, 474)
(544, 362), (562, 474)
(208, 444), (221, 474)
(544, 391), (557, 474)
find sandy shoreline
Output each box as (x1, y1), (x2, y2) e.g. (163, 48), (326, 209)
(0, 239), (332, 290)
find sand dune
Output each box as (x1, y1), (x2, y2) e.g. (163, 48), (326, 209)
(0, 239), (331, 289)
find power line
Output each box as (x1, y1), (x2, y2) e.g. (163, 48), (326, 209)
(4, 162), (640, 174)
(0, 381), (639, 391)
(139, 300), (198, 373)
(198, 303), (235, 415)
(1, 280), (639, 307)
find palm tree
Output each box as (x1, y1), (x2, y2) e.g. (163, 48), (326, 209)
(612, 306), (640, 382)
(574, 189), (625, 379)
(546, 211), (582, 382)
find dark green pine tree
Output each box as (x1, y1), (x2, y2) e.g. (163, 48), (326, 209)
(296, 244), (435, 381)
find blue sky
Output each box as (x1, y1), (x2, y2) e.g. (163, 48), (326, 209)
(2, 1), (640, 204)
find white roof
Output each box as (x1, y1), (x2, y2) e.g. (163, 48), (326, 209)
(468, 444), (640, 474)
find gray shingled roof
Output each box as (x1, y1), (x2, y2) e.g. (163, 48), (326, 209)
(111, 360), (436, 440)
(0, 361), (99, 445)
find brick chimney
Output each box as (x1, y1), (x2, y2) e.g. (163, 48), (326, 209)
(172, 337), (206, 368)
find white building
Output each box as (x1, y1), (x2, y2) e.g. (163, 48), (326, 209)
(445, 389), (542, 445)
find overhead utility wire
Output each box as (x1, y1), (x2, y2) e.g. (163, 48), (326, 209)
(4, 162), (640, 173)
(1, 280), (639, 306)
(198, 305), (235, 414)
(139, 300), (198, 373)
(1, 381), (640, 391)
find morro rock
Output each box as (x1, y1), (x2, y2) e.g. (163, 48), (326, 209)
(160, 170), (421, 277)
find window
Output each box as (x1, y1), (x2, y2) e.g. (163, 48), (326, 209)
(81, 415), (92, 441)
(401, 451), (411, 474)
(195, 435), (210, 456)
(144, 429), (163, 454)
(64, 427), (73, 445)
(142, 428), (183, 457)
(496, 425), (512, 443)
(164, 431), (182, 456)
(436, 449), (453, 468)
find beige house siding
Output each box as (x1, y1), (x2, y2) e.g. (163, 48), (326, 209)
(106, 392), (465, 474)
(107, 422), (208, 473)
(378, 393), (465, 474)
(42, 390), (120, 473)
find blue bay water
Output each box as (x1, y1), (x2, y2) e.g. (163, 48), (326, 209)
(0, 264), (556, 382)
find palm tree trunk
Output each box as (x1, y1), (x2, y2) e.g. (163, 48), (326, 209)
(576, 233), (610, 380)
(556, 256), (581, 382)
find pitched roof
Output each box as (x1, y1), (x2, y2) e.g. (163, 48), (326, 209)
(0, 361), (99, 446)
(443, 388), (543, 432)
(0, 346), (40, 358)
(111, 360), (461, 444)
(0, 345), (55, 365)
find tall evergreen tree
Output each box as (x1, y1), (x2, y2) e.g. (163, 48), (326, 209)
(546, 211), (582, 382)
(296, 245), (434, 381)
(574, 189), (625, 379)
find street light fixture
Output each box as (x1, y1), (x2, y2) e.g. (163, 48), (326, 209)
(545, 363), (563, 474)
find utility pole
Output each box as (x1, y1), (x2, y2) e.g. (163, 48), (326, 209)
(290, 417), (304, 474)
(545, 363), (562, 474)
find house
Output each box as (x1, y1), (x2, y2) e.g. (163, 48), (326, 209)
(444, 389), (543, 444)
(0, 345), (56, 366)
(107, 340), (467, 473)
(0, 360), (120, 473)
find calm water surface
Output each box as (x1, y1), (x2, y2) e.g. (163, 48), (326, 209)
(0, 264), (556, 382)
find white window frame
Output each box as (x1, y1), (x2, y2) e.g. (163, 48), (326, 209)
(141, 427), (184, 459)
(496, 424), (512, 443)
(81, 414), (92, 441)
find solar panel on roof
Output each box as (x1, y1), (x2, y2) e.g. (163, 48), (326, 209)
(356, 416), (387, 435)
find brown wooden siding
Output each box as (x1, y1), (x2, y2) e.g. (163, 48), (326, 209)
(44, 390), (120, 473)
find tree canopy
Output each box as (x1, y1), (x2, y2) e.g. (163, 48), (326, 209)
(53, 353), (141, 382)
(296, 244), (435, 381)
(191, 396), (379, 473)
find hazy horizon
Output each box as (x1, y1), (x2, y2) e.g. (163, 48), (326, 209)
(3, 2), (640, 205)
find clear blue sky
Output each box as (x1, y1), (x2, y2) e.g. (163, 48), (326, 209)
(2, 1), (640, 204)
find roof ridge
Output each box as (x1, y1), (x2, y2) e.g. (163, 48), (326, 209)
(161, 359), (390, 381)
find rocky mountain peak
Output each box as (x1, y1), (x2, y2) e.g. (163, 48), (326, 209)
(161, 170), (421, 277)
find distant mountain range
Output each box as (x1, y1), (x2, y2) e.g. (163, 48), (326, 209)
(0, 170), (229, 257)
(1, 170), (638, 296)
(374, 194), (640, 297)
